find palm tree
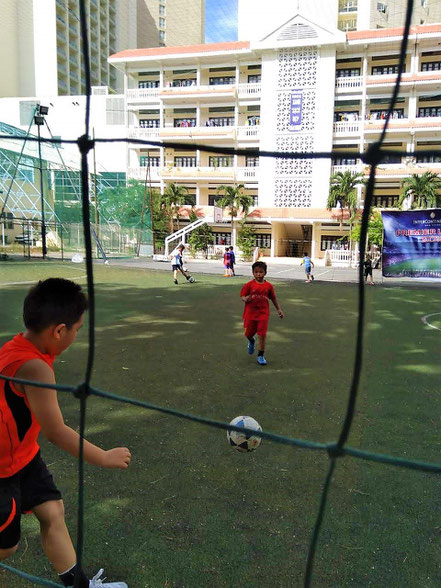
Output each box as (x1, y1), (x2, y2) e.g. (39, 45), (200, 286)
(398, 172), (441, 210)
(216, 184), (254, 245)
(327, 171), (365, 249)
(163, 183), (188, 232)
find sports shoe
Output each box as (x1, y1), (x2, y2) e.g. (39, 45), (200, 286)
(89, 569), (128, 587)
(257, 355), (267, 366)
(174, 279), (178, 284)
(247, 338), (255, 355)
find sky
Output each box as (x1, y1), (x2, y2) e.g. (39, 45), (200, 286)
(205, 0), (238, 44)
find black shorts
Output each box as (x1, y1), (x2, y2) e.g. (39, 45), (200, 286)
(0, 452), (62, 549)
(172, 264), (183, 271)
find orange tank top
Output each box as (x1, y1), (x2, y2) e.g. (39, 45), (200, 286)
(0, 334), (55, 477)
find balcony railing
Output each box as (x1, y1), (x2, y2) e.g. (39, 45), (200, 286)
(237, 83), (262, 97)
(127, 88), (160, 100)
(235, 167), (259, 181)
(335, 76), (363, 91)
(127, 167), (161, 180)
(237, 125), (260, 140)
(128, 127), (161, 140)
(333, 121), (362, 134)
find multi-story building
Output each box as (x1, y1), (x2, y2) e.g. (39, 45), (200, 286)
(0, 0), (204, 98)
(137, 0), (205, 49)
(109, 9), (441, 260)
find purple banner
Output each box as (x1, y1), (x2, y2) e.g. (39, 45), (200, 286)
(288, 90), (303, 132)
(382, 209), (441, 278)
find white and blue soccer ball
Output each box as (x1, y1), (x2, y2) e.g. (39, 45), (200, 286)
(227, 415), (262, 452)
(188, 276), (195, 283)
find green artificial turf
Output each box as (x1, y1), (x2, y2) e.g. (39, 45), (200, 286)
(0, 260), (440, 587)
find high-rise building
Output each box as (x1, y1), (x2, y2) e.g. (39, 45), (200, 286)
(137, 0), (205, 49)
(0, 0), (205, 98)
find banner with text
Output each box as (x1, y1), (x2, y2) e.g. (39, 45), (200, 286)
(382, 209), (441, 278)
(288, 90), (303, 132)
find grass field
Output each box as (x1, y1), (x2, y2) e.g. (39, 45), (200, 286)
(0, 260), (440, 588)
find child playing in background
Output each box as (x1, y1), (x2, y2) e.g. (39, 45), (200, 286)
(300, 252), (314, 283)
(170, 243), (194, 284)
(223, 247), (232, 277)
(0, 278), (130, 588)
(364, 252), (374, 285)
(240, 261), (284, 366)
(229, 246), (236, 276)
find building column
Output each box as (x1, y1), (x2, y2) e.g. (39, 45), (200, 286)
(311, 223), (316, 260)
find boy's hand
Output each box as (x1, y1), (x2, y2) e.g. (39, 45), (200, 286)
(278, 309), (284, 319)
(103, 447), (131, 469)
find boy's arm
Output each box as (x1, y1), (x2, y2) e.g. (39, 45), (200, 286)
(270, 287), (284, 318)
(17, 359), (130, 470)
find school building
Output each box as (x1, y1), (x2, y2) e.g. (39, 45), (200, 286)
(107, 4), (441, 260)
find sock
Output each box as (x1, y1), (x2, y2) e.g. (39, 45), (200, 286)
(258, 350), (264, 357)
(59, 563), (89, 588)
(247, 336), (255, 343)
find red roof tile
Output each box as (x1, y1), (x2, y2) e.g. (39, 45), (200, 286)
(109, 41), (250, 60)
(348, 23), (441, 41)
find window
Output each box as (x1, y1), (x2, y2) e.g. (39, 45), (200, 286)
(139, 119), (160, 128)
(246, 156), (259, 167)
(209, 156), (233, 167)
(332, 157), (357, 166)
(369, 108), (404, 119)
(212, 232), (231, 245)
(18, 157), (35, 183)
(416, 153), (441, 163)
(159, 17), (165, 28)
(159, 5), (165, 15)
(209, 76), (235, 85)
(172, 78), (196, 87)
(173, 118), (196, 127)
(254, 233), (271, 248)
(184, 194), (196, 205)
(208, 117), (234, 127)
(209, 195), (222, 207)
(371, 64), (401, 75)
(138, 80), (159, 88)
(377, 2), (387, 13)
(336, 68), (360, 77)
(248, 74), (261, 83)
(174, 156), (197, 167)
(140, 156), (160, 166)
(421, 61), (441, 71)
(3, 212), (13, 230)
(373, 195), (398, 208)
(159, 30), (165, 42)
(321, 235), (348, 251)
(418, 106), (441, 118)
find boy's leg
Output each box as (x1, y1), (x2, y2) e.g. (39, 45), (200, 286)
(173, 269), (178, 284)
(244, 321), (257, 354)
(256, 320), (268, 365)
(33, 500), (77, 575)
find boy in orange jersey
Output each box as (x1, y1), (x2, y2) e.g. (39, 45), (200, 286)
(240, 261), (284, 366)
(0, 278), (130, 588)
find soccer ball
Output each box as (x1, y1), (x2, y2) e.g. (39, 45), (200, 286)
(227, 415), (262, 452)
(188, 276), (195, 283)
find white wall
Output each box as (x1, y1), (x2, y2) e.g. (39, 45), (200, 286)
(32, 0), (58, 96)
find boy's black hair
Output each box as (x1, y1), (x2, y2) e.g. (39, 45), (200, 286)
(23, 278), (88, 333)
(252, 261), (267, 273)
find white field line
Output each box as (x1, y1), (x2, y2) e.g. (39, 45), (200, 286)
(1, 274), (87, 287)
(314, 269), (332, 278)
(421, 313), (441, 331)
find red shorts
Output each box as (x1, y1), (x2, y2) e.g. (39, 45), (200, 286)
(244, 318), (268, 337)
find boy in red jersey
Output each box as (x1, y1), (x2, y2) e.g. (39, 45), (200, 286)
(240, 261), (284, 365)
(0, 278), (130, 588)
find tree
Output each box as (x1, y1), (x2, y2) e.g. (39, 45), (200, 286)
(216, 184), (254, 244)
(187, 221), (214, 258)
(349, 209), (384, 249)
(398, 172), (441, 210)
(327, 171), (365, 227)
(163, 183), (188, 232)
(236, 220), (256, 261)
